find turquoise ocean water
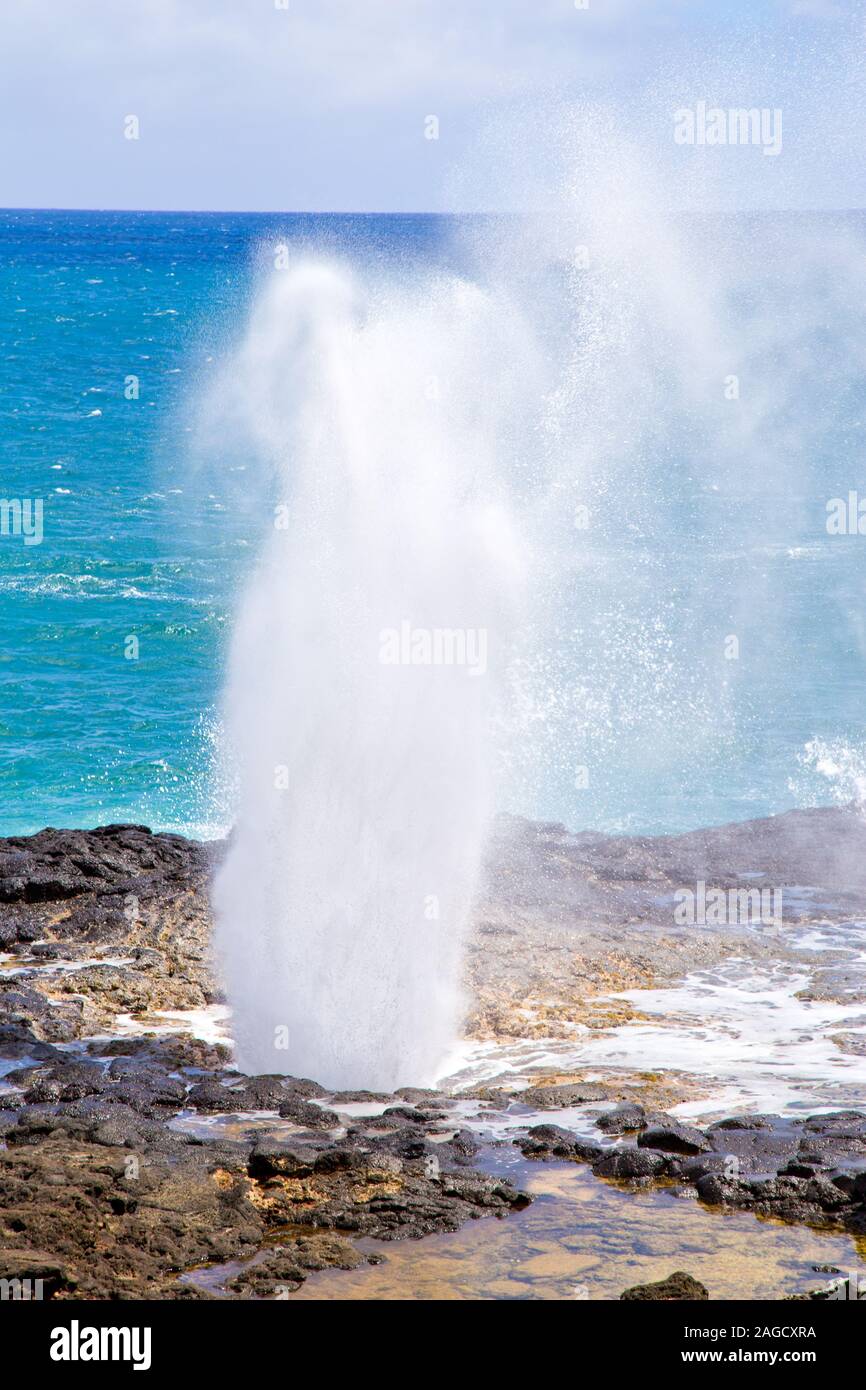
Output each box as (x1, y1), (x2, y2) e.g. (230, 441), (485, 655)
(1, 209), (865, 838)
(0, 210), (446, 837)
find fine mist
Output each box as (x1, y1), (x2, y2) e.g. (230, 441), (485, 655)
(211, 260), (528, 1089)
(207, 83), (866, 1087)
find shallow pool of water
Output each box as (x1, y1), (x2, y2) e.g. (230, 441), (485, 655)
(289, 1159), (865, 1302)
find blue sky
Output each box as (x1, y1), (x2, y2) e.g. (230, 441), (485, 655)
(0, 0), (862, 211)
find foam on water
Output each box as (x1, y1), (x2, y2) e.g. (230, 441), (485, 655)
(112, 1005), (232, 1045)
(440, 919), (866, 1120)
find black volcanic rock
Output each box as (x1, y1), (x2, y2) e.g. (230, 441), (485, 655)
(515, 1124), (604, 1162)
(596, 1102), (646, 1134)
(278, 1097), (340, 1128)
(1, 812), (865, 1298)
(593, 1147), (671, 1180)
(638, 1119), (711, 1155)
(621, 1271), (709, 1301)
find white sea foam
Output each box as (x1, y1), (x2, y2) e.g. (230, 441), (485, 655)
(439, 921), (866, 1120)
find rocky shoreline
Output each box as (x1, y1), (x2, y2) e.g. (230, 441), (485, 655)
(516, 1102), (866, 1236)
(0, 827), (529, 1298)
(0, 1053), (528, 1299)
(1, 814), (865, 1299)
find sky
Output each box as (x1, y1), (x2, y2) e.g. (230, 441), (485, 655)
(0, 0), (863, 212)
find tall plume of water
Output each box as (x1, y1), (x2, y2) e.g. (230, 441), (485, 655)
(208, 119), (775, 1086)
(208, 75), (866, 1084)
(211, 261), (531, 1089)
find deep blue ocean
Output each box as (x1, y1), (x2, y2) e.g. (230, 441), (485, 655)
(1, 209), (865, 839)
(0, 210), (452, 838)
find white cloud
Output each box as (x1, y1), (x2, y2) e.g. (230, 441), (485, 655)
(0, 0), (861, 210)
(784, 0), (844, 16)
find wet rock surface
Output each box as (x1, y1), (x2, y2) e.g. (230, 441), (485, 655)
(4, 810), (865, 1046)
(0, 826), (532, 1298)
(470, 805), (866, 1034)
(621, 1270), (709, 1300)
(224, 1236), (366, 1298)
(0, 825), (217, 1038)
(2, 816), (865, 1299)
(0, 1052), (529, 1298)
(517, 1105), (866, 1238)
(516, 1125), (604, 1163)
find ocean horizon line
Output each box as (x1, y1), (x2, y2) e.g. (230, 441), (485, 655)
(2, 204), (866, 218)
